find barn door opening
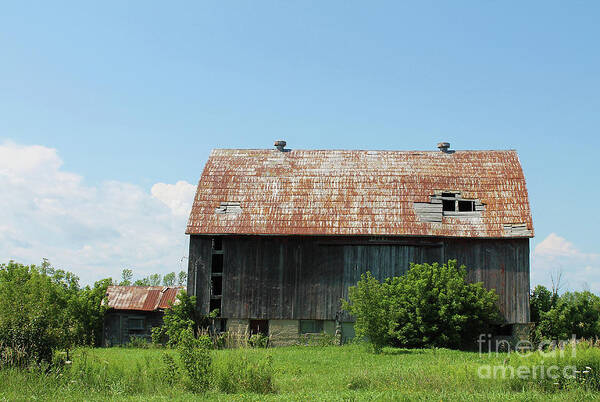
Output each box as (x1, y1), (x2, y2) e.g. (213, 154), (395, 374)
(249, 319), (269, 336)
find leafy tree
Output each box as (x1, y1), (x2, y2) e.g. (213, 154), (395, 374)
(163, 272), (176, 286)
(530, 285), (556, 323)
(134, 277), (150, 286)
(148, 273), (161, 286)
(152, 290), (198, 346)
(536, 291), (600, 340)
(120, 269), (133, 286)
(178, 270), (187, 287)
(0, 261), (75, 364)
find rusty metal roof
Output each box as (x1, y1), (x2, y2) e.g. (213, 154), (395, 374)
(105, 286), (183, 311)
(186, 149), (534, 238)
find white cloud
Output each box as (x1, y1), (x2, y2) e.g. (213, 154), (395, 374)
(532, 233), (599, 294)
(0, 141), (195, 284)
(151, 181), (197, 216)
(534, 233), (583, 258)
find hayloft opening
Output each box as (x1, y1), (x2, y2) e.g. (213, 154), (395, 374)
(212, 254), (223, 273)
(442, 192), (455, 198)
(211, 275), (222, 297)
(213, 237), (222, 251)
(442, 199), (455, 212)
(458, 200), (475, 212)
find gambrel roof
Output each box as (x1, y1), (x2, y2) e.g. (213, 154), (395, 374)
(186, 147), (533, 238)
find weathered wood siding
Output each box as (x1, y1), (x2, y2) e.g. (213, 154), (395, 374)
(103, 310), (164, 346)
(187, 235), (530, 324)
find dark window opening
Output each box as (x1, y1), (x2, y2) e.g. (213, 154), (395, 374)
(458, 200), (475, 212)
(249, 319), (269, 336)
(442, 199), (456, 212)
(211, 276), (222, 296)
(211, 254), (223, 273)
(442, 192), (456, 198)
(209, 298), (221, 316)
(300, 320), (324, 334)
(212, 237), (222, 251)
(128, 318), (145, 330)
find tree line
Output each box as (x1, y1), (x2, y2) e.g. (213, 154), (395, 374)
(0, 260), (187, 366)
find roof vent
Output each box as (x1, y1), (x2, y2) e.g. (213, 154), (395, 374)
(274, 140), (286, 151)
(437, 142), (450, 153)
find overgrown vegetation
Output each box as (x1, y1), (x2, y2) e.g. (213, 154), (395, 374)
(1, 345), (599, 400)
(342, 260), (502, 352)
(530, 284), (600, 342)
(0, 260), (191, 367)
(0, 260), (110, 365)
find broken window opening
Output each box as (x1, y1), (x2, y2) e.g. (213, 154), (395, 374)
(211, 254), (223, 273)
(442, 199), (456, 212)
(211, 275), (223, 297)
(458, 200), (475, 212)
(209, 298), (221, 316)
(249, 319), (269, 336)
(212, 237), (222, 251)
(442, 192), (456, 198)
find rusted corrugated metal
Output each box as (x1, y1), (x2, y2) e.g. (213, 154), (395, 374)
(105, 286), (183, 311)
(186, 149), (534, 238)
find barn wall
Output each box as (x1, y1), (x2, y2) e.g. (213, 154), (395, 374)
(187, 235), (530, 324)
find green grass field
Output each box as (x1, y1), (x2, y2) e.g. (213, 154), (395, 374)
(0, 344), (598, 401)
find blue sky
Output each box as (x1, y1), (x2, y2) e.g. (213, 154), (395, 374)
(1, 2), (598, 289)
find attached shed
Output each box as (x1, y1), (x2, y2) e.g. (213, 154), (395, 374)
(186, 141), (534, 344)
(103, 285), (183, 346)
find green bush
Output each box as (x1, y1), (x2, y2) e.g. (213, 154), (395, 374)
(160, 353), (180, 386)
(248, 333), (269, 348)
(153, 291), (219, 347)
(177, 328), (211, 392)
(341, 271), (393, 353)
(342, 260), (502, 351)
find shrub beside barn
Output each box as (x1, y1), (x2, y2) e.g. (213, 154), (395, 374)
(103, 285), (183, 346)
(185, 142), (534, 345)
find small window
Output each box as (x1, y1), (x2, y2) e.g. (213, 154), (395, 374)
(458, 200), (475, 212)
(128, 318), (145, 330)
(212, 237), (222, 251)
(442, 199), (456, 212)
(300, 320), (324, 334)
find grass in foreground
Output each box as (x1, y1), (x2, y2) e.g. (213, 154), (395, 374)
(0, 344), (599, 401)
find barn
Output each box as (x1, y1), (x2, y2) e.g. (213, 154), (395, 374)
(185, 141), (534, 345)
(103, 285), (183, 346)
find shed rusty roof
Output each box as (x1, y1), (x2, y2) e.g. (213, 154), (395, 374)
(105, 286), (183, 311)
(186, 148), (534, 238)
